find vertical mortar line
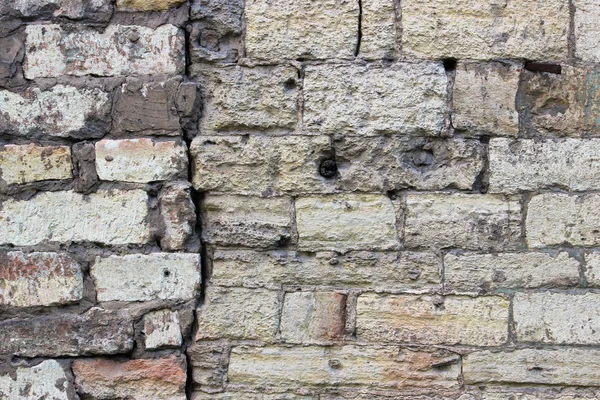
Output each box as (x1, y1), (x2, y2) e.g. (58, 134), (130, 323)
(240, 0), (247, 58)
(393, 0), (402, 54)
(568, 0), (576, 60)
(519, 192), (532, 250)
(297, 63), (305, 134)
(354, 0), (362, 57)
(443, 59), (457, 137)
(507, 290), (517, 345)
(578, 248), (589, 287)
(290, 196), (299, 247)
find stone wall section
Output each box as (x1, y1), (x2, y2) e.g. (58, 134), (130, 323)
(1, 0), (600, 399)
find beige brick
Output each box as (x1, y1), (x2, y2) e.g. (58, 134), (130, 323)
(514, 292), (600, 345)
(244, 0), (358, 60)
(0, 251), (83, 307)
(472, 388), (600, 400)
(303, 63), (447, 136)
(404, 193), (521, 251)
(0, 360), (73, 400)
(0, 190), (151, 246)
(464, 348), (600, 386)
(95, 138), (187, 183)
(0, 144), (71, 185)
(202, 195), (292, 248)
(281, 292), (346, 342)
(159, 182), (197, 251)
(228, 345), (460, 390)
(191, 135), (332, 195)
(402, 0), (569, 60)
(117, 0), (185, 11)
(296, 194), (399, 252)
(24, 24), (184, 78)
(196, 66), (298, 134)
(144, 309), (182, 350)
(360, 0), (397, 60)
(195, 286), (279, 341)
(490, 139), (600, 193)
(211, 250), (441, 290)
(445, 252), (579, 291)
(519, 67), (600, 136)
(73, 356), (187, 400)
(356, 293), (509, 346)
(574, 0), (600, 62)
(526, 193), (600, 248)
(453, 62), (520, 136)
(0, 85), (110, 137)
(584, 252), (600, 286)
(92, 253), (200, 302)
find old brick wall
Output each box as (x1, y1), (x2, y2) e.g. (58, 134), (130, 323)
(1, 0), (600, 399)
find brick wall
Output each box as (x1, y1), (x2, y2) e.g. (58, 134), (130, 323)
(1, 0), (599, 399)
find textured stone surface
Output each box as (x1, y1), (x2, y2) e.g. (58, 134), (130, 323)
(187, 342), (229, 389)
(92, 253), (200, 302)
(514, 292), (600, 344)
(0, 360), (74, 400)
(25, 24), (184, 78)
(453, 62), (520, 136)
(0, 251), (83, 307)
(574, 0), (600, 62)
(296, 195), (399, 252)
(244, 0), (358, 60)
(196, 66), (298, 134)
(518, 67), (600, 136)
(0, 85), (111, 137)
(210, 250), (441, 290)
(201, 195), (292, 248)
(444, 252), (579, 291)
(584, 252), (600, 286)
(192, 393), (312, 400)
(159, 182), (197, 251)
(195, 286), (279, 341)
(144, 309), (182, 349)
(72, 356), (187, 400)
(191, 135), (332, 194)
(0, 190), (151, 246)
(228, 346), (461, 390)
(404, 194), (521, 251)
(303, 63), (447, 136)
(464, 349), (600, 386)
(402, 0), (569, 60)
(6, 0), (112, 20)
(117, 0), (185, 11)
(280, 292), (346, 342)
(0, 307), (133, 357)
(334, 137), (484, 192)
(95, 138), (187, 183)
(489, 139), (600, 193)
(360, 0), (397, 60)
(526, 193), (600, 248)
(0, 144), (71, 185)
(356, 294), (509, 346)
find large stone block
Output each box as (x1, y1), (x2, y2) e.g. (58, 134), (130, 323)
(201, 195), (292, 248)
(514, 292), (600, 344)
(296, 194), (399, 252)
(280, 291), (346, 342)
(464, 348), (600, 386)
(303, 63), (447, 136)
(444, 252), (579, 291)
(0, 190), (151, 246)
(356, 293), (509, 346)
(489, 139), (600, 193)
(0, 251), (83, 307)
(24, 24), (184, 78)
(72, 356), (187, 400)
(574, 0), (600, 62)
(95, 138), (187, 183)
(402, 0), (569, 60)
(0, 85), (111, 138)
(195, 286), (279, 341)
(210, 250), (441, 290)
(404, 193), (521, 251)
(526, 193), (600, 247)
(453, 62), (520, 136)
(191, 135), (332, 195)
(0, 360), (74, 400)
(92, 253), (200, 302)
(196, 66), (298, 134)
(228, 346), (460, 390)
(0, 144), (71, 185)
(244, 0), (358, 60)
(0, 307), (133, 357)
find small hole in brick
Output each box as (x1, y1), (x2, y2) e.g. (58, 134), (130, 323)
(443, 58), (457, 72)
(283, 78), (296, 91)
(525, 61), (562, 74)
(163, 270), (170, 277)
(387, 190), (397, 200)
(319, 159), (338, 178)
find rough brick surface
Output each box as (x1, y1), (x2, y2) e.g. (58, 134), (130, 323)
(0, 144), (71, 185)
(0, 360), (74, 400)
(574, 0), (600, 62)
(117, 0), (185, 11)
(144, 309), (182, 349)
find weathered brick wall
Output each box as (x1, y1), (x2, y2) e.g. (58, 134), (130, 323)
(1, 0), (600, 399)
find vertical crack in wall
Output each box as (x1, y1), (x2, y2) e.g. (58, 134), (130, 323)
(354, 0), (362, 57)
